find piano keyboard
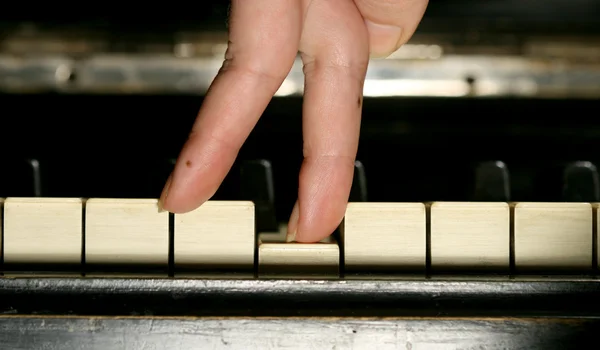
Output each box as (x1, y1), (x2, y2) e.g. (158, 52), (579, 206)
(0, 197), (598, 277)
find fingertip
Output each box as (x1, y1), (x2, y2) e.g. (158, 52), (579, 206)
(159, 171), (215, 214)
(286, 200), (300, 242)
(158, 138), (230, 214)
(157, 174), (172, 212)
(293, 157), (354, 243)
(294, 206), (345, 243)
(160, 197), (209, 214)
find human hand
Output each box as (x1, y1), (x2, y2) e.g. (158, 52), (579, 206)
(159, 0), (429, 242)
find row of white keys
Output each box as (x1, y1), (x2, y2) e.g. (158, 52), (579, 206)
(0, 198), (595, 275)
(0, 198), (255, 275)
(343, 202), (594, 273)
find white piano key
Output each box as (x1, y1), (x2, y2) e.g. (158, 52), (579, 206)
(593, 203), (600, 269)
(3, 197), (82, 266)
(342, 203), (426, 273)
(258, 234), (339, 279)
(174, 201), (254, 275)
(0, 198), (3, 263)
(514, 202), (592, 271)
(85, 198), (168, 272)
(430, 202), (509, 272)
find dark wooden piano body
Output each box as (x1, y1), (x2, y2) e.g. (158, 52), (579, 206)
(1, 1), (600, 348)
(0, 277), (597, 349)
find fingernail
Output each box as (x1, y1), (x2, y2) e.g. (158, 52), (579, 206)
(364, 19), (403, 58)
(158, 174), (172, 212)
(286, 200), (300, 242)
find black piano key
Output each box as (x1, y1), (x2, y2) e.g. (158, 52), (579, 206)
(472, 161), (510, 201)
(0, 159), (42, 197)
(143, 158), (176, 198)
(240, 159), (278, 233)
(562, 161), (599, 202)
(45, 157), (173, 198)
(349, 160), (367, 202)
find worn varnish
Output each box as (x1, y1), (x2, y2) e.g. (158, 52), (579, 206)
(0, 316), (596, 349)
(0, 277), (599, 317)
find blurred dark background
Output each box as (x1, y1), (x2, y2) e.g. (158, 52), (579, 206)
(1, 0), (599, 33)
(1, 0), (599, 225)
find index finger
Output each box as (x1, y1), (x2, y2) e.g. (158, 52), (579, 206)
(160, 0), (302, 213)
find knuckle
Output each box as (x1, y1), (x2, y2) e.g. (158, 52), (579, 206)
(221, 41), (293, 84)
(227, 60), (290, 84)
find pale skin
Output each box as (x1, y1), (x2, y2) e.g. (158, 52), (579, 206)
(159, 0), (429, 243)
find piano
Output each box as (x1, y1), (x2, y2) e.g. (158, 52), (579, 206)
(1, 1), (600, 348)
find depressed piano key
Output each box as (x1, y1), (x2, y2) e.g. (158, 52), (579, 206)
(562, 161), (599, 202)
(349, 160), (367, 202)
(85, 198), (169, 275)
(240, 159), (278, 233)
(0, 158), (42, 197)
(258, 233), (339, 279)
(256, 222), (289, 243)
(473, 161), (510, 201)
(342, 203), (426, 274)
(2, 198), (83, 274)
(513, 202), (592, 273)
(430, 202), (509, 273)
(174, 201), (254, 276)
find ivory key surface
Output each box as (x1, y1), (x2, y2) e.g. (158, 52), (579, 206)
(257, 223), (288, 242)
(594, 203), (600, 269)
(342, 202), (426, 272)
(430, 202), (509, 271)
(0, 199), (3, 261)
(258, 234), (339, 278)
(3, 197), (82, 265)
(514, 202), (592, 271)
(85, 198), (168, 270)
(174, 201), (254, 274)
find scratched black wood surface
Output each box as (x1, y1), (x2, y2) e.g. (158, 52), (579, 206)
(0, 277), (599, 317)
(0, 316), (597, 349)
